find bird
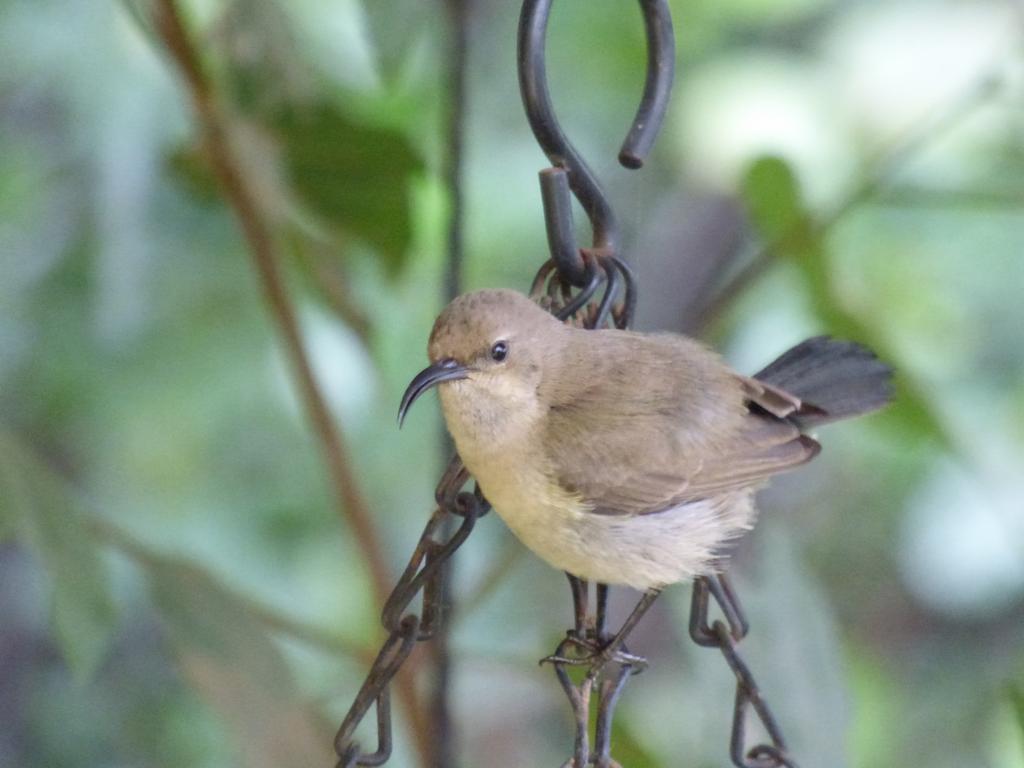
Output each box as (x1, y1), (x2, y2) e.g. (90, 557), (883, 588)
(399, 288), (893, 592)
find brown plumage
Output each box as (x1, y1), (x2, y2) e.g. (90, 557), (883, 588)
(404, 289), (892, 588)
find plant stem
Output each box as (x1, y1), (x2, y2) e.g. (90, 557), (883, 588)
(150, 2), (431, 764)
(430, 1), (472, 765)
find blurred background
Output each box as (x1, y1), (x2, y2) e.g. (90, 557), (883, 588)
(2, 0), (1023, 766)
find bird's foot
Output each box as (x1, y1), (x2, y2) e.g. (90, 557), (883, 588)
(538, 631), (598, 666)
(539, 633), (647, 673)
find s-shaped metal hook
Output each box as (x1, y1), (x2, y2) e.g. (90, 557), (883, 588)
(518, 0), (675, 328)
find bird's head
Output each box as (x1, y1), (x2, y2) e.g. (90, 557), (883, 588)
(398, 289), (563, 430)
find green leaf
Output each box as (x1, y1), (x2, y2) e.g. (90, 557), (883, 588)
(608, 717), (659, 768)
(0, 438), (27, 542)
(215, 0), (320, 115)
(741, 155), (809, 253)
(147, 556), (333, 768)
(1010, 682), (1024, 752)
(149, 556), (293, 691)
(276, 104), (423, 276)
(740, 154), (952, 449)
(360, 2), (426, 78)
(846, 650), (903, 768)
(0, 433), (116, 681)
(176, 651), (333, 768)
(0, 500), (11, 542)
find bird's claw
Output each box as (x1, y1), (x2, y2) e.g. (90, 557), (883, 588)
(539, 634), (647, 673)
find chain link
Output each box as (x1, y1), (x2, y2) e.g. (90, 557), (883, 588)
(690, 575), (799, 768)
(333, 457), (488, 767)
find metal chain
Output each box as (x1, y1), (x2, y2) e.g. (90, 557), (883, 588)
(333, 457), (488, 767)
(690, 575), (800, 768)
(336, 2), (802, 767)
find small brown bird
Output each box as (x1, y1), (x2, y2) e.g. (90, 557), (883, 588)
(399, 289), (892, 590)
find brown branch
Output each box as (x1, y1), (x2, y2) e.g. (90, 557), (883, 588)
(426, 2), (473, 765)
(150, 2), (431, 764)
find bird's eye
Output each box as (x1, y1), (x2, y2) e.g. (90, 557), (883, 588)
(490, 341), (508, 362)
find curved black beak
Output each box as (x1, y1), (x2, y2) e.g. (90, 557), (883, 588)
(398, 358), (470, 427)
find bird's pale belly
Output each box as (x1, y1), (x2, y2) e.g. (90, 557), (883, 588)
(467, 456), (757, 590)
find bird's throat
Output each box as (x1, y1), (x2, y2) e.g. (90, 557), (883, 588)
(439, 380), (541, 466)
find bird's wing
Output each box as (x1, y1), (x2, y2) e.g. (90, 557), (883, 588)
(661, 415), (820, 504)
(542, 341), (819, 517)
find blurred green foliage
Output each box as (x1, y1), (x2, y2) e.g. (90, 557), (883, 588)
(276, 104), (423, 272)
(0, 434), (116, 682)
(2, 0), (1024, 767)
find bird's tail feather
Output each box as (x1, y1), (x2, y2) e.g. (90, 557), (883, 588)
(755, 336), (893, 428)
